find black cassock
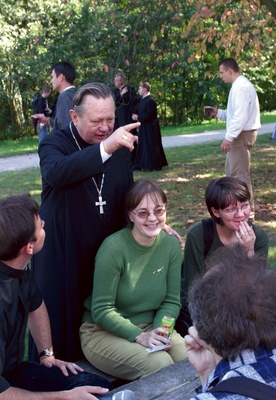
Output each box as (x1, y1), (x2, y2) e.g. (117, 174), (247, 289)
(133, 95), (168, 171)
(29, 124), (134, 362)
(114, 84), (138, 130)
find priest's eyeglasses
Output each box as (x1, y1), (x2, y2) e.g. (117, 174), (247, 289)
(131, 207), (166, 219)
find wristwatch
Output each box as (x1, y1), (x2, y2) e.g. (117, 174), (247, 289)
(38, 348), (55, 358)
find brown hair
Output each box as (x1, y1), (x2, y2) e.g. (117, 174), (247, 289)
(219, 58), (239, 72)
(0, 195), (40, 261)
(141, 82), (151, 92)
(125, 179), (167, 226)
(188, 245), (275, 360)
(205, 176), (251, 224)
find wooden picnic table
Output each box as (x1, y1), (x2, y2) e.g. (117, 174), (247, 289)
(77, 358), (200, 399)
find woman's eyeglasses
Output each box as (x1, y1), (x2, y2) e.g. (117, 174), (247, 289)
(222, 203), (250, 215)
(131, 207), (166, 219)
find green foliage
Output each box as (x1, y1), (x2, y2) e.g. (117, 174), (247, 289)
(0, 0), (275, 138)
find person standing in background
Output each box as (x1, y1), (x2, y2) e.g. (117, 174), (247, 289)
(207, 58), (260, 221)
(114, 73), (138, 163)
(132, 82), (168, 171)
(114, 72), (138, 130)
(36, 85), (51, 142)
(31, 61), (77, 132)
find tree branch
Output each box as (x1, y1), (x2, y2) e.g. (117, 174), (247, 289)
(260, 0), (276, 19)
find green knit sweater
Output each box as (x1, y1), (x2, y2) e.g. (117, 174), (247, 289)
(83, 228), (182, 342)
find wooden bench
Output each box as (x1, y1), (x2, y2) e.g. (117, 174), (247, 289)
(77, 358), (200, 399)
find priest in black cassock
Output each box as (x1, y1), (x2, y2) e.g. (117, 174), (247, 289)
(29, 82), (140, 362)
(132, 82), (168, 171)
(113, 72), (139, 164)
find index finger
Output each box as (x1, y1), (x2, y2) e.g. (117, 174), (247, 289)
(123, 122), (141, 131)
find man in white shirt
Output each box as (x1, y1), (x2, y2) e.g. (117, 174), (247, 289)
(209, 58), (260, 220)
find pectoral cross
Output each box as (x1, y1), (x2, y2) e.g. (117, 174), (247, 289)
(95, 196), (106, 214)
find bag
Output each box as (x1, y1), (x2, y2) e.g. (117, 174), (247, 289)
(210, 376), (276, 400)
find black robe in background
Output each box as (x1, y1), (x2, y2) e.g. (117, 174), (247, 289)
(114, 84), (138, 130)
(133, 95), (168, 171)
(29, 124), (134, 362)
(114, 84), (139, 164)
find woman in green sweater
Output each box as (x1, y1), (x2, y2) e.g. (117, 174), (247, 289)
(80, 179), (186, 381)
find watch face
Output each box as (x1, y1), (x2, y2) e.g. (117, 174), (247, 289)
(39, 348), (54, 358)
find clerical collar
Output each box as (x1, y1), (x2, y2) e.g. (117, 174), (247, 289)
(69, 123), (90, 148)
(0, 260), (26, 278)
(69, 122), (106, 214)
(143, 93), (150, 98)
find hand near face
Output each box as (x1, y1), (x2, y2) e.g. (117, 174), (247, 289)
(120, 87), (128, 95)
(185, 326), (217, 386)
(103, 122), (140, 154)
(236, 220), (256, 257)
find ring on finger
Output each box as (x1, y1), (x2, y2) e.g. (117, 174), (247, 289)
(153, 339), (156, 345)
(122, 134), (129, 141)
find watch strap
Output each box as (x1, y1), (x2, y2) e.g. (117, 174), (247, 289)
(38, 348), (54, 358)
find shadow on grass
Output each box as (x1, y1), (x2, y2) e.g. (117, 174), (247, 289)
(0, 133), (275, 267)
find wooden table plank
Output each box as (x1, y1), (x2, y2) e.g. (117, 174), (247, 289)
(108, 359), (200, 399)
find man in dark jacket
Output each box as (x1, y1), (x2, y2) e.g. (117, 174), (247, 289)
(0, 195), (112, 399)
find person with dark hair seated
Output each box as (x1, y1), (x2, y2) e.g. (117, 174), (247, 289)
(0, 195), (112, 399)
(185, 245), (276, 399)
(175, 176), (268, 337)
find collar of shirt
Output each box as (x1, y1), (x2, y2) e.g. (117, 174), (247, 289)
(0, 260), (26, 278)
(63, 85), (75, 92)
(203, 347), (275, 392)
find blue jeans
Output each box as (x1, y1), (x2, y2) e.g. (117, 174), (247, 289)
(4, 361), (113, 392)
(271, 124), (276, 140)
(37, 124), (48, 143)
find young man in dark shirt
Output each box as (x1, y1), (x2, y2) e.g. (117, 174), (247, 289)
(0, 195), (112, 400)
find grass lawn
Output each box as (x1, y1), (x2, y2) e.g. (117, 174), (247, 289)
(0, 111), (275, 157)
(1, 132), (276, 268)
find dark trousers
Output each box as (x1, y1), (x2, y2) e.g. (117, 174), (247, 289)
(4, 361), (113, 392)
(175, 306), (193, 337)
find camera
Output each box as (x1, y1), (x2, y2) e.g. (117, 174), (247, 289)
(204, 106), (212, 117)
(44, 109), (52, 117)
(30, 116), (38, 127)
